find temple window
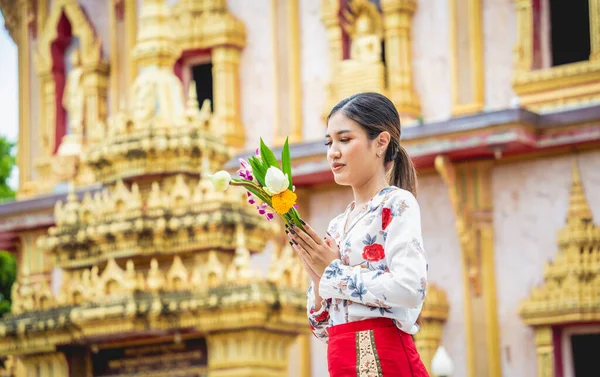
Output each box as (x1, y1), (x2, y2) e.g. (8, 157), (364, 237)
(513, 0), (600, 112)
(561, 326), (600, 377)
(179, 53), (214, 112)
(191, 61), (214, 111)
(536, 0), (591, 68)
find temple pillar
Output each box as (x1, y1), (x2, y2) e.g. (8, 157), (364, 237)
(435, 156), (502, 377)
(534, 326), (554, 377)
(213, 46), (244, 149)
(513, 0), (534, 72)
(381, 0), (420, 120)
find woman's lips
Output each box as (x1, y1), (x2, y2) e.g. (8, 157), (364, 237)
(332, 163), (345, 172)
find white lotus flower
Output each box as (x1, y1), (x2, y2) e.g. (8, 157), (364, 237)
(209, 171), (232, 191)
(264, 167), (289, 195)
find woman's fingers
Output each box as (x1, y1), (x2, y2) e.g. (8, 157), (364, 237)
(289, 239), (313, 264)
(299, 220), (324, 245)
(324, 232), (340, 257)
(288, 224), (318, 251)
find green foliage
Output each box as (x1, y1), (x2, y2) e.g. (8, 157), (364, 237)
(0, 251), (16, 317)
(247, 156), (267, 187)
(259, 137), (280, 170)
(0, 136), (16, 201)
(281, 137), (293, 191)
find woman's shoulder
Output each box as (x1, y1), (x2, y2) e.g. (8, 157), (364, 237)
(380, 186), (419, 208)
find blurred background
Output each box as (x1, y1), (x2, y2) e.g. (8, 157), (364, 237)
(0, 1), (599, 376)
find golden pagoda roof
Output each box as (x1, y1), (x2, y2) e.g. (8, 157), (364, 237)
(0, 0), (309, 357)
(519, 162), (600, 326)
(0, 246), (309, 355)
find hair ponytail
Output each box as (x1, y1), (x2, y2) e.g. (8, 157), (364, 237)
(389, 143), (417, 197)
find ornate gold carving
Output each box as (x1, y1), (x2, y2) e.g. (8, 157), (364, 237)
(323, 0), (420, 121)
(206, 330), (299, 377)
(30, 0), (109, 195)
(268, 236), (308, 290)
(171, 0), (245, 51)
(38, 176), (274, 270)
(57, 48), (85, 156)
(167, 256), (189, 291)
(35, 0), (108, 153)
(133, 0), (179, 69)
(435, 156), (502, 377)
(170, 0), (246, 149)
(325, 0), (386, 114)
(519, 163), (599, 377)
(0, 0), (20, 44)
(435, 156), (481, 294)
(413, 284), (450, 374)
(512, 0), (600, 111)
(1, 1), (308, 370)
(520, 162), (600, 325)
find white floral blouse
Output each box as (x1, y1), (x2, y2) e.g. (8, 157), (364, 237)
(307, 186), (428, 344)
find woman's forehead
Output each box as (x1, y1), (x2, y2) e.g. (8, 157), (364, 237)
(326, 113), (362, 135)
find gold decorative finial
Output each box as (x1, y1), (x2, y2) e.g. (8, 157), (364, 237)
(567, 161), (593, 223)
(132, 0), (179, 68)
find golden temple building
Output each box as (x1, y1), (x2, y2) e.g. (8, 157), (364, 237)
(0, 0), (599, 377)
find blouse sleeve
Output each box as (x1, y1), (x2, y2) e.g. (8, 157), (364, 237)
(318, 191), (428, 309)
(306, 282), (330, 343)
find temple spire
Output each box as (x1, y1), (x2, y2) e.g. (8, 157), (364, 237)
(567, 161), (593, 223)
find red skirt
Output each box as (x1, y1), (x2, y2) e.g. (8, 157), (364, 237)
(327, 318), (430, 377)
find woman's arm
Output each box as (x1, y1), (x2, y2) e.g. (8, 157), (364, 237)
(318, 192), (427, 309)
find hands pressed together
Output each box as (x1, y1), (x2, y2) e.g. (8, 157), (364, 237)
(286, 220), (340, 282)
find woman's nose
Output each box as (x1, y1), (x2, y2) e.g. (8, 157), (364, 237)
(328, 148), (340, 160)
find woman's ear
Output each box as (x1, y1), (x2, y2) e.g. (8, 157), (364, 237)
(377, 131), (391, 150)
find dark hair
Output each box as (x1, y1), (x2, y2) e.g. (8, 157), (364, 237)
(327, 92), (418, 196)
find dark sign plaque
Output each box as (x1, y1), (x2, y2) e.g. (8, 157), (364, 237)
(92, 338), (208, 377)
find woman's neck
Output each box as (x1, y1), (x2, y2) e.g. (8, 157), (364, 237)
(351, 175), (389, 209)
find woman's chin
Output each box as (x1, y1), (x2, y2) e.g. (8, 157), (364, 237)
(333, 172), (352, 186)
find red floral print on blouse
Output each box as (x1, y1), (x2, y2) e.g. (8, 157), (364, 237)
(381, 207), (393, 230)
(362, 234), (385, 262)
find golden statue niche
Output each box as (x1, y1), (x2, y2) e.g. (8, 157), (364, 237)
(322, 0), (421, 123)
(58, 47), (85, 157)
(335, 0), (385, 100)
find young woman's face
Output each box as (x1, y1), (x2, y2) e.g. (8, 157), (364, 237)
(325, 112), (380, 187)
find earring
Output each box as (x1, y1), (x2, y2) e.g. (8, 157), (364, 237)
(377, 151), (382, 158)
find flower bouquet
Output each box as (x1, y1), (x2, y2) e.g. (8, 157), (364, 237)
(209, 138), (304, 229)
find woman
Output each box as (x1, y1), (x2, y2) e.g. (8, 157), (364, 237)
(287, 92), (429, 376)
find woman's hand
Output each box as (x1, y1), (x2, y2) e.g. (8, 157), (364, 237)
(287, 221), (340, 277)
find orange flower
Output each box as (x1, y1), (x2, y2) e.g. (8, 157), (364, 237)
(271, 189), (297, 214)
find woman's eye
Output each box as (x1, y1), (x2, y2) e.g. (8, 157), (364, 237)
(324, 141), (332, 146)
(340, 138), (350, 143)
